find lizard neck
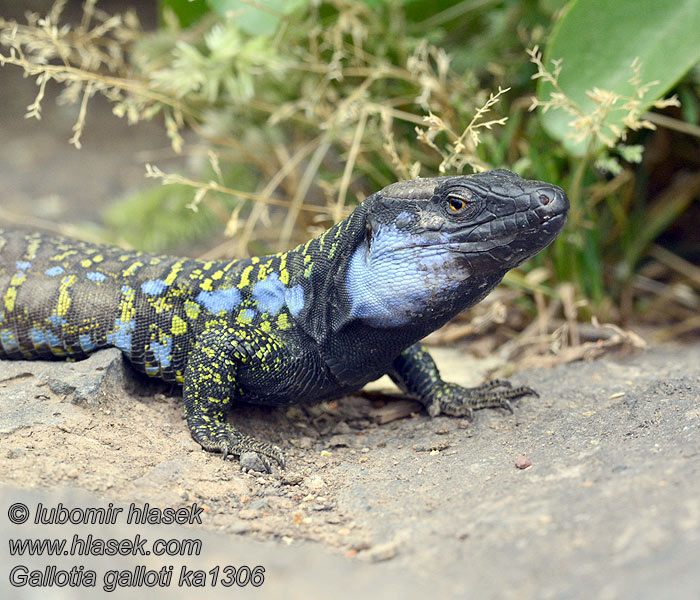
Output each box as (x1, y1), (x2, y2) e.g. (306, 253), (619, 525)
(284, 198), (506, 347)
(280, 202), (370, 343)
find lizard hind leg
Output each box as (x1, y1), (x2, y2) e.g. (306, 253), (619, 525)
(183, 324), (285, 473)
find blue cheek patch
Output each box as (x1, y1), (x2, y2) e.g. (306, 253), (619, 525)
(45, 267), (64, 277)
(196, 288), (242, 314)
(16, 261), (31, 271)
(141, 279), (167, 296)
(345, 223), (462, 327)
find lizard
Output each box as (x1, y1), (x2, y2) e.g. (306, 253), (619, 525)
(0, 169), (568, 472)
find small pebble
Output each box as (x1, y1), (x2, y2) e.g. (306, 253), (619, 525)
(305, 474), (325, 489)
(248, 498), (268, 511)
(333, 421), (352, 434)
(362, 541), (398, 562)
(292, 437), (314, 449)
(281, 472), (304, 486)
(515, 455), (532, 470)
(239, 452), (267, 472)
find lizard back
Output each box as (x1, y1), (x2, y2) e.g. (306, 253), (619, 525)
(0, 229), (246, 382)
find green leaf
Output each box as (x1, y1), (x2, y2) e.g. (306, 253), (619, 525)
(207, 0), (304, 36)
(159, 0), (210, 28)
(538, 0), (700, 155)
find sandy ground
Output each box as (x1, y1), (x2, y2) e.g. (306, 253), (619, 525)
(1, 18), (699, 599)
(1, 342), (699, 599)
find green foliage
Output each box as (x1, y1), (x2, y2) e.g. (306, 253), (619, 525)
(208, 0), (306, 36)
(103, 184), (222, 252)
(1, 0), (699, 326)
(160, 0), (209, 27)
(148, 23), (280, 103)
(537, 0), (700, 155)
(526, 0), (700, 320)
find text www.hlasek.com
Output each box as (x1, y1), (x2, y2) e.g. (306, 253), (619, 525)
(9, 534), (201, 557)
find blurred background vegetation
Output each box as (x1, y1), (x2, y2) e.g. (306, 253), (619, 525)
(1, 0), (699, 355)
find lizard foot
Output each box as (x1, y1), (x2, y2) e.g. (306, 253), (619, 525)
(189, 420), (285, 473)
(423, 380), (538, 419)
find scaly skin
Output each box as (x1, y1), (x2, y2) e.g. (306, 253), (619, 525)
(0, 170), (568, 471)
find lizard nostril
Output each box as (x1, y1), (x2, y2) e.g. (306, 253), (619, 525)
(539, 194), (551, 206)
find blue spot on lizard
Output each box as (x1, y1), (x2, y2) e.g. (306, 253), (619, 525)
(196, 288), (242, 315)
(141, 279), (167, 296)
(87, 272), (106, 283)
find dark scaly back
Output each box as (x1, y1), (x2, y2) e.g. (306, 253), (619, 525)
(0, 211), (365, 384)
(0, 229), (239, 382)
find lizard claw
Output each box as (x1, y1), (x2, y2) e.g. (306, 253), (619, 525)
(511, 385), (539, 399)
(190, 420), (285, 472)
(422, 380), (538, 418)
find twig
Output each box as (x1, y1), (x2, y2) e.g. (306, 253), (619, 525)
(334, 109), (367, 222)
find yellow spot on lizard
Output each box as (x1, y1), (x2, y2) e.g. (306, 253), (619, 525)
(122, 261), (143, 277)
(56, 275), (78, 317)
(172, 315), (188, 335)
(25, 238), (41, 260)
(184, 300), (201, 320)
(277, 313), (290, 330)
(238, 265), (254, 289)
(164, 261), (184, 286)
(4, 287), (17, 312)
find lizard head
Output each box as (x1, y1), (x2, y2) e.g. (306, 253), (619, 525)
(342, 170), (568, 328)
(365, 169), (569, 273)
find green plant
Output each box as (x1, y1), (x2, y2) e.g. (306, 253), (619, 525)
(1, 0), (699, 339)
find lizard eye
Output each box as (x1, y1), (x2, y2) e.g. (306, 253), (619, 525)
(447, 194), (469, 212)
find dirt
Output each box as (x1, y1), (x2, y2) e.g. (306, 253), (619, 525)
(1, 342), (699, 600)
(1, 19), (699, 599)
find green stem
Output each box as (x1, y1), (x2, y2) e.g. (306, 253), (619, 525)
(567, 139), (596, 228)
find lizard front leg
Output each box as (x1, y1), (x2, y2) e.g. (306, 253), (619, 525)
(389, 343), (537, 419)
(184, 323), (286, 472)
